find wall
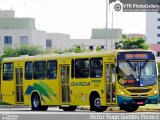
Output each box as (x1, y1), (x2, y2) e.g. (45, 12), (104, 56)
(146, 12), (160, 44)
(0, 29), (46, 54)
(0, 18), (35, 29)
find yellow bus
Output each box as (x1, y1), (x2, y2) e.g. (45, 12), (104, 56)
(1, 50), (159, 112)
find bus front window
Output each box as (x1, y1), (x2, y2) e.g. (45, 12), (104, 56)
(118, 62), (157, 87)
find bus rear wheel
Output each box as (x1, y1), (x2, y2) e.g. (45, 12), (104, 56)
(90, 94), (107, 112)
(31, 93), (48, 111)
(61, 106), (77, 111)
(31, 93), (41, 111)
(122, 105), (139, 112)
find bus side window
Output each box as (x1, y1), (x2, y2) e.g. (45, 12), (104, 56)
(90, 58), (103, 78)
(3, 63), (14, 81)
(71, 59), (74, 78)
(75, 59), (89, 78)
(25, 61), (33, 80)
(111, 64), (116, 82)
(33, 61), (46, 80)
(106, 64), (110, 83)
(47, 60), (57, 79)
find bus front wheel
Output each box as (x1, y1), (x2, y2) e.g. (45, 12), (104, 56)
(90, 94), (107, 112)
(122, 105), (139, 112)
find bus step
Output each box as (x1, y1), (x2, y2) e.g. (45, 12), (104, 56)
(61, 105), (70, 107)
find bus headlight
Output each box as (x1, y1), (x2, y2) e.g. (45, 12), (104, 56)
(153, 90), (158, 94)
(120, 91), (124, 95)
(118, 89), (124, 95)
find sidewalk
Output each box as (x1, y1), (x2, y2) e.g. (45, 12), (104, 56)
(0, 104), (160, 112)
(0, 105), (30, 108)
(78, 104), (160, 112)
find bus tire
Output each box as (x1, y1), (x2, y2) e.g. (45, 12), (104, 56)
(122, 105), (139, 112)
(90, 93), (107, 112)
(31, 93), (41, 111)
(61, 106), (77, 111)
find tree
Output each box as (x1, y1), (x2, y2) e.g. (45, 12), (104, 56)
(95, 46), (102, 52)
(115, 36), (149, 50)
(64, 44), (86, 53)
(0, 45), (42, 61)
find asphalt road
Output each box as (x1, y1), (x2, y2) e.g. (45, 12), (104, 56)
(0, 107), (160, 120)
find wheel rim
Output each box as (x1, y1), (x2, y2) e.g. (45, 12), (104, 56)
(94, 98), (101, 108)
(33, 97), (39, 108)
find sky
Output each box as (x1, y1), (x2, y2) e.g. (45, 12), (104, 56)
(0, 0), (146, 39)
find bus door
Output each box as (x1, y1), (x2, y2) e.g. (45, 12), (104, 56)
(1, 62), (15, 104)
(105, 63), (116, 105)
(60, 65), (70, 104)
(15, 67), (24, 104)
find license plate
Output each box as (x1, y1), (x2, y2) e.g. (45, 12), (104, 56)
(137, 102), (144, 105)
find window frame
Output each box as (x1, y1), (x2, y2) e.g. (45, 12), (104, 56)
(33, 61), (46, 80)
(20, 36), (28, 45)
(3, 62), (14, 81)
(47, 60), (57, 79)
(90, 57), (103, 78)
(71, 59), (75, 78)
(25, 61), (33, 80)
(89, 46), (94, 50)
(46, 39), (52, 48)
(4, 36), (12, 44)
(75, 58), (89, 78)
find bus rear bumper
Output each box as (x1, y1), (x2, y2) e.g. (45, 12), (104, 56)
(117, 95), (159, 106)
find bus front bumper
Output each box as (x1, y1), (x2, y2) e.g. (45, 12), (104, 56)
(117, 95), (159, 106)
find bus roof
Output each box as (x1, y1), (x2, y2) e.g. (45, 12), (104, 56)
(2, 50), (154, 62)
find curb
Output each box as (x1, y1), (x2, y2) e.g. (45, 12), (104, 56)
(0, 105), (30, 108)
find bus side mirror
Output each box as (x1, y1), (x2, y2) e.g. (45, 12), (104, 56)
(116, 66), (119, 74)
(156, 63), (159, 77)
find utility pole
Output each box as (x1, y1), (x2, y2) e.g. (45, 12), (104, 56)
(106, 0), (109, 50)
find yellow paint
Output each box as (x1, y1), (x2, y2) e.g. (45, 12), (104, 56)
(0, 50), (158, 108)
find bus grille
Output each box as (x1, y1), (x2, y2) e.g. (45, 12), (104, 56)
(133, 98), (147, 102)
(126, 89), (151, 93)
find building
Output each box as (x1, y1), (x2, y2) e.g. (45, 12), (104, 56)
(91, 28), (122, 50)
(150, 44), (160, 62)
(0, 10), (46, 54)
(0, 10), (122, 55)
(47, 28), (122, 51)
(146, 12), (160, 44)
(46, 33), (71, 50)
(150, 44), (160, 56)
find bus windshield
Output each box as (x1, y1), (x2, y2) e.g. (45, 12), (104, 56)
(118, 61), (157, 87)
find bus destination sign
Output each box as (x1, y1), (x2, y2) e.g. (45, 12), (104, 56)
(125, 54), (148, 59)
(117, 52), (155, 60)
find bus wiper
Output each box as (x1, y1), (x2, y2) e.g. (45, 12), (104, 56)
(127, 61), (136, 71)
(140, 61), (148, 70)
(139, 61), (148, 78)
